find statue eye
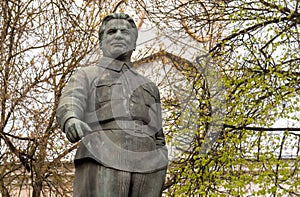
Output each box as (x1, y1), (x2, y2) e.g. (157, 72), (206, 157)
(107, 29), (117, 35)
(121, 30), (130, 34)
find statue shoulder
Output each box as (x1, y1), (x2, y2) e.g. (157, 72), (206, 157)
(137, 74), (156, 86)
(74, 65), (105, 79)
(138, 75), (160, 98)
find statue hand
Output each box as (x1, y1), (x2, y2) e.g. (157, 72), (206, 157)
(65, 118), (92, 143)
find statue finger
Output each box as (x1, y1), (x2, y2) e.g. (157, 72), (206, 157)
(75, 123), (84, 139)
(67, 128), (77, 142)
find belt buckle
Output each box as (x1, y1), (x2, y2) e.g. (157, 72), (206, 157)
(134, 120), (144, 134)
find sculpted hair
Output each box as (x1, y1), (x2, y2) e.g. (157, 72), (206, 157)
(98, 13), (138, 47)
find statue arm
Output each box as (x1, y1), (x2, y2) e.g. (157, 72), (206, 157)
(56, 69), (89, 132)
(154, 88), (166, 149)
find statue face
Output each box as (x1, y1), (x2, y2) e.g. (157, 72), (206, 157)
(101, 19), (137, 60)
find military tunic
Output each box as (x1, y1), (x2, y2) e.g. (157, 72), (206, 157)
(56, 57), (168, 173)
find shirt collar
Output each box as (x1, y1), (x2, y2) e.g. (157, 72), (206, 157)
(98, 56), (138, 75)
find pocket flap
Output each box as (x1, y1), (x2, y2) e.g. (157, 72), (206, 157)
(142, 83), (156, 96)
(95, 80), (121, 87)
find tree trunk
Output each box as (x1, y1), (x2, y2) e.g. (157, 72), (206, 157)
(32, 181), (43, 197)
(0, 182), (10, 197)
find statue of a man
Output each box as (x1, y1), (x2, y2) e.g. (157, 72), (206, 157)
(56, 13), (168, 197)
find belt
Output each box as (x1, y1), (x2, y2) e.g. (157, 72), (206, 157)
(88, 120), (156, 136)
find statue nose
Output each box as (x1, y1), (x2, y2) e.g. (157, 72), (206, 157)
(115, 30), (123, 38)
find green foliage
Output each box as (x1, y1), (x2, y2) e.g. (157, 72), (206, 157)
(146, 0), (300, 196)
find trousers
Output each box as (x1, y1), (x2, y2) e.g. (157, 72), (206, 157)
(73, 159), (167, 197)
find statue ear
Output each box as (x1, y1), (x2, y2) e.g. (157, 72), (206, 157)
(133, 43), (136, 51)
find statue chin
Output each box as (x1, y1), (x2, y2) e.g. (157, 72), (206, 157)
(105, 51), (133, 61)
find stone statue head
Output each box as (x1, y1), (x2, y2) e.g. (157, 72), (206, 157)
(98, 13), (138, 60)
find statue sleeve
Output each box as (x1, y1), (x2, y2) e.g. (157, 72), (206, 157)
(154, 87), (166, 149)
(56, 69), (89, 132)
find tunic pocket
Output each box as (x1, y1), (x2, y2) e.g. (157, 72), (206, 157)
(142, 83), (157, 107)
(95, 80), (123, 103)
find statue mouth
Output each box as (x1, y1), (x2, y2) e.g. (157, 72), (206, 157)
(112, 43), (126, 47)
